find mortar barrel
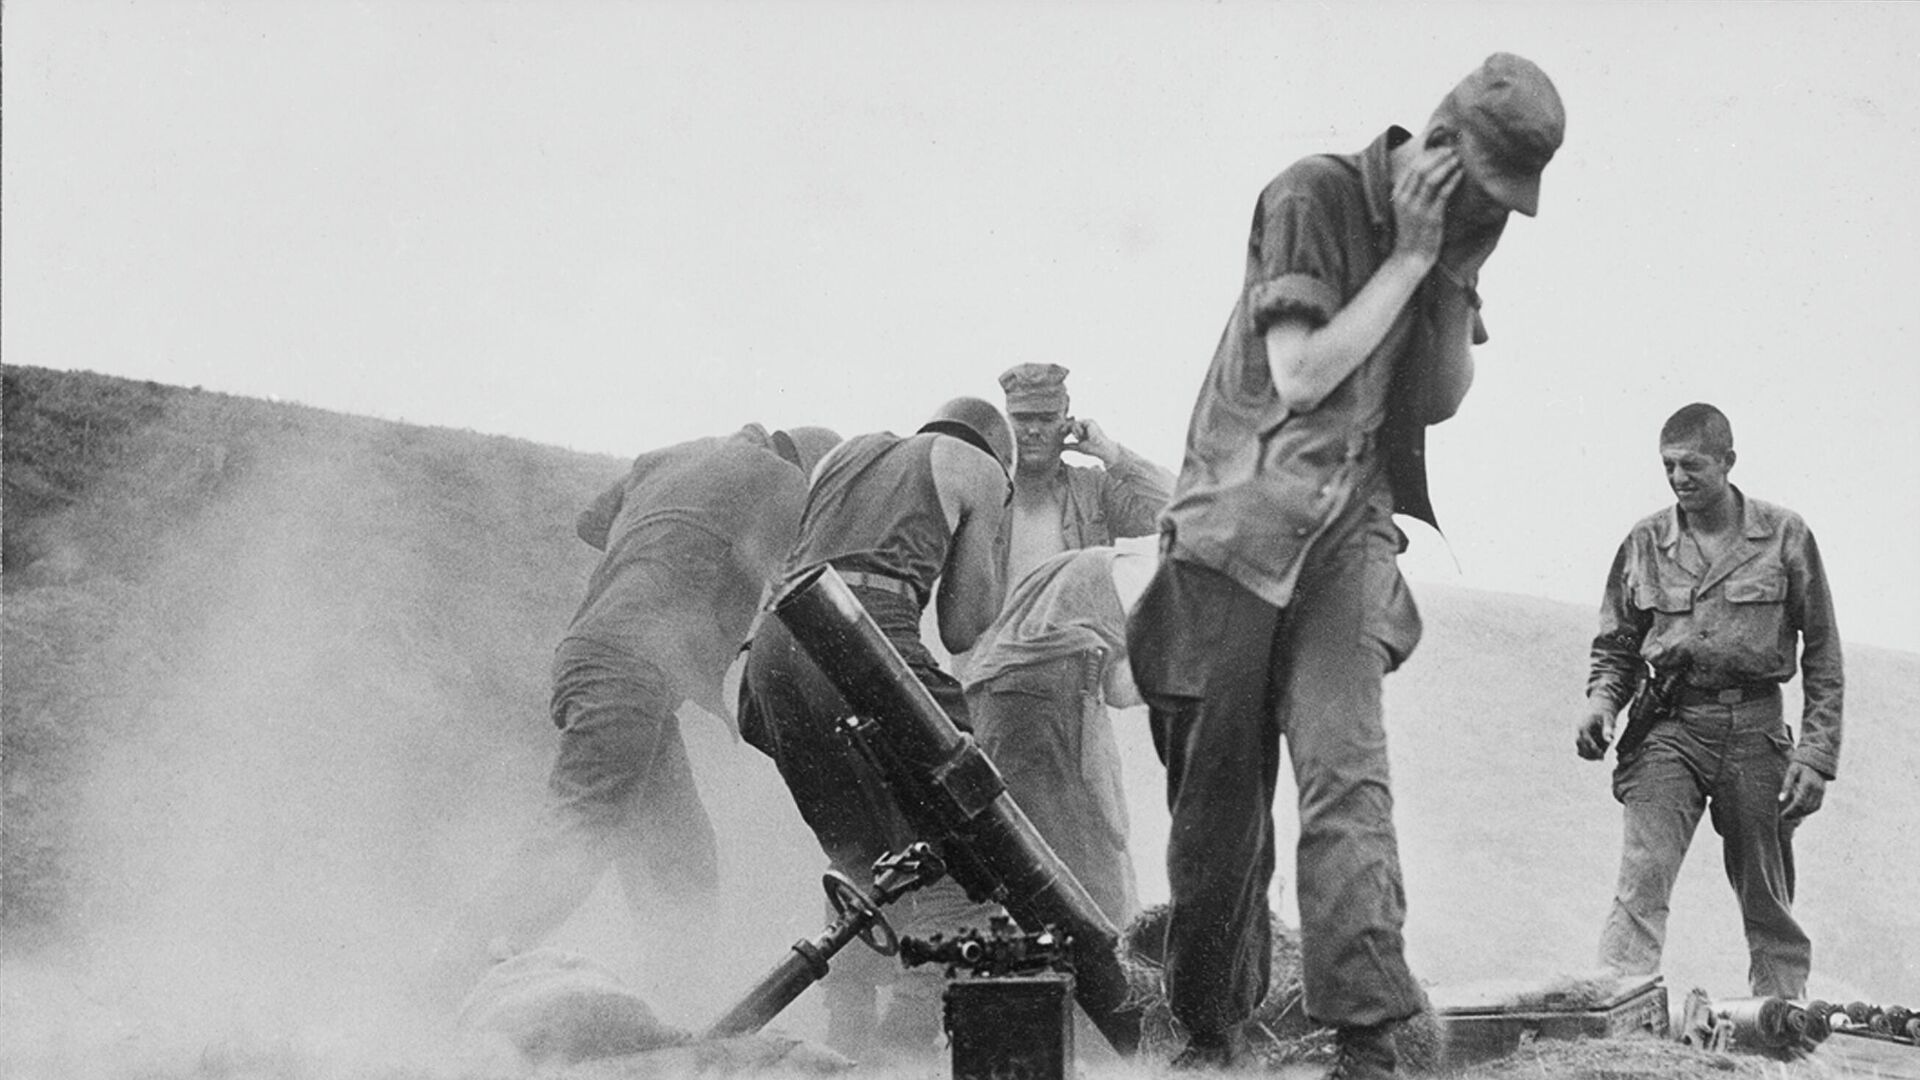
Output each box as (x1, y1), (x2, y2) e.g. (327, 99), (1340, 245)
(771, 564), (1143, 1055)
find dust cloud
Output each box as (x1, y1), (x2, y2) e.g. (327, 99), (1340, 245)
(1, 420), (834, 1078)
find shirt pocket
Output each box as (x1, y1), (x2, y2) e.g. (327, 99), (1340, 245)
(1718, 567), (1791, 673)
(1725, 571), (1787, 605)
(1634, 582), (1695, 614)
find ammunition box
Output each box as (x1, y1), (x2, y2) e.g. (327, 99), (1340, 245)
(945, 972), (1075, 1080)
(1430, 973), (1669, 1067)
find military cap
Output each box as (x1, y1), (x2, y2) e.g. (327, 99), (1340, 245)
(998, 363), (1071, 413)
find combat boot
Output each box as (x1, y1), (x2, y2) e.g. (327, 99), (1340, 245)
(1170, 1026), (1245, 1071)
(1325, 1021), (1397, 1079)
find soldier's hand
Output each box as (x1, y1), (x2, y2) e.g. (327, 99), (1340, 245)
(1066, 417), (1120, 465)
(1575, 706), (1615, 761)
(1391, 144), (1462, 268)
(1779, 762), (1828, 820)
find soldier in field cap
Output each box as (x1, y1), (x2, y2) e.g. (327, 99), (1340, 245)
(996, 362), (1172, 589)
(1432, 51), (1564, 218)
(1127, 53), (1564, 1075)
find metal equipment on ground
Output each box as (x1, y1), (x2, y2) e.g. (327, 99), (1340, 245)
(704, 843), (947, 1039)
(765, 564), (1145, 1055)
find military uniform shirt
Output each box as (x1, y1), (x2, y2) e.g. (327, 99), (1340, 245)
(1587, 488), (1843, 778)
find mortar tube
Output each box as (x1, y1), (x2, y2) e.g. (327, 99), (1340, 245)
(770, 564), (1144, 1055)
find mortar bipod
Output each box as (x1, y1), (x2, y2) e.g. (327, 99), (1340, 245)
(703, 843), (948, 1039)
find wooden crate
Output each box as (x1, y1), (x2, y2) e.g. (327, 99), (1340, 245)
(1429, 973), (1669, 1067)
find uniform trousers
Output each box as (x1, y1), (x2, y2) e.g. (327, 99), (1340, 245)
(433, 638), (717, 1000)
(970, 648), (1139, 926)
(1127, 492), (1427, 1034)
(739, 584), (968, 1055)
(1602, 689), (1811, 997)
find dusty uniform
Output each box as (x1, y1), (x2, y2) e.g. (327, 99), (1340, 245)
(963, 548), (1140, 925)
(1041, 452), (1174, 552)
(1588, 490), (1842, 997)
(991, 450), (1167, 914)
(547, 426), (807, 889)
(1128, 126), (1486, 1034)
(739, 430), (975, 1051)
(434, 426), (809, 993)
(740, 431), (967, 875)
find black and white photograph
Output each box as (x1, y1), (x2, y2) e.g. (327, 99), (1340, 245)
(4, 4), (1917, 1080)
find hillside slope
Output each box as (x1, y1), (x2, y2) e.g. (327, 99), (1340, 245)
(5, 365), (594, 943)
(2, 367), (840, 1051)
(4, 366), (1916, 1077)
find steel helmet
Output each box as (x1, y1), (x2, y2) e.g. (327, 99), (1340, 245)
(918, 396), (1014, 472)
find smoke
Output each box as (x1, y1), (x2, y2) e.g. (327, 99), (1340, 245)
(0, 416), (831, 1077)
(4, 432), (473, 1066)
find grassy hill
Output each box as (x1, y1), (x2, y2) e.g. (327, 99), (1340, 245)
(4, 365), (1915, 1079)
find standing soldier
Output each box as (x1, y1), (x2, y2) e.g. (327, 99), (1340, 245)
(961, 546), (1157, 927)
(998, 363), (1172, 589)
(1127, 54), (1565, 1075)
(1578, 403), (1843, 999)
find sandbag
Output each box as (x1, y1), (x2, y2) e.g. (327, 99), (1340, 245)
(458, 947), (855, 1076)
(458, 948), (688, 1064)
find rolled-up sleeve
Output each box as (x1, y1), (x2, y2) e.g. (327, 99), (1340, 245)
(1095, 448), (1175, 540)
(1788, 524), (1844, 778)
(1244, 187), (1347, 334)
(1587, 538), (1650, 714)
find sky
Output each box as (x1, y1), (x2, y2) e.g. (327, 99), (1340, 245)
(5, 0), (1919, 653)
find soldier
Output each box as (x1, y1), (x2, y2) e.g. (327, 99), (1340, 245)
(740, 397), (1013, 1059)
(1127, 54), (1565, 1075)
(1578, 403), (1843, 999)
(998, 363), (1172, 589)
(962, 545), (1157, 927)
(433, 423), (841, 1002)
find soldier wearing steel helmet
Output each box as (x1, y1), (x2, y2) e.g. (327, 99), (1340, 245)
(739, 396), (1014, 1060)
